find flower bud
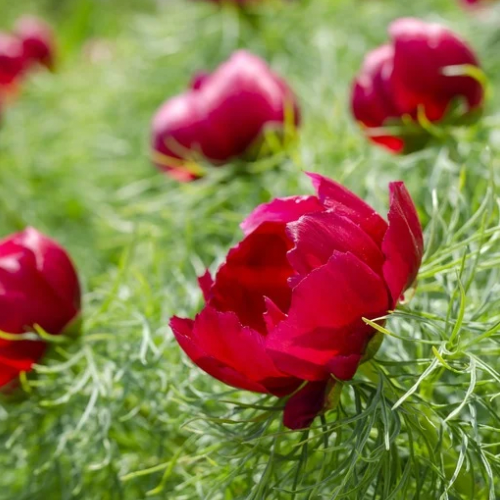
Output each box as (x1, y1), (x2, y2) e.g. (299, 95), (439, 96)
(151, 50), (300, 181)
(0, 228), (81, 388)
(351, 18), (484, 152)
(0, 33), (25, 97)
(14, 16), (56, 71)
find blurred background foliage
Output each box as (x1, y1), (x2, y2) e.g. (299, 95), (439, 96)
(1, 0), (500, 498)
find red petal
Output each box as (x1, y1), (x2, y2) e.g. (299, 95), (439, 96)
(171, 308), (298, 396)
(351, 44), (398, 127)
(16, 228), (81, 313)
(327, 354), (362, 381)
(283, 381), (328, 430)
(351, 44), (406, 153)
(263, 297), (287, 333)
(190, 71), (210, 90)
(307, 173), (388, 246)
(200, 50), (300, 160)
(370, 135), (405, 153)
(14, 16), (55, 71)
(0, 34), (25, 87)
(0, 364), (22, 388)
(198, 270), (214, 302)
(0, 248), (77, 335)
(171, 315), (268, 393)
(286, 211), (385, 281)
(151, 91), (204, 180)
(209, 222), (294, 333)
(266, 251), (390, 381)
(0, 339), (46, 371)
(382, 182), (424, 306)
(0, 332), (46, 388)
(240, 196), (323, 236)
(390, 18), (483, 120)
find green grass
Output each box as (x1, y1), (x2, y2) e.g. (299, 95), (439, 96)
(2, 0), (500, 498)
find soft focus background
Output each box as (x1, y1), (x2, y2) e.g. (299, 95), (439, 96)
(2, 0), (500, 498)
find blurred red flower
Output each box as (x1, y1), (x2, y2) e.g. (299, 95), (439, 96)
(351, 18), (484, 153)
(170, 173), (423, 429)
(0, 33), (25, 99)
(14, 16), (56, 71)
(461, 0), (494, 5)
(0, 228), (81, 388)
(0, 16), (55, 108)
(151, 50), (300, 181)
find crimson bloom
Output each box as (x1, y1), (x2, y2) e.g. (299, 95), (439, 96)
(170, 173), (423, 429)
(461, 0), (495, 5)
(151, 50), (300, 182)
(0, 33), (25, 97)
(0, 228), (81, 388)
(351, 18), (484, 153)
(14, 16), (56, 71)
(206, 0), (260, 4)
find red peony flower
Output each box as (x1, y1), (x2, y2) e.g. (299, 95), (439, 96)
(170, 173), (423, 429)
(0, 228), (81, 388)
(14, 16), (56, 71)
(208, 0), (260, 4)
(351, 18), (484, 153)
(461, 0), (494, 5)
(0, 33), (25, 97)
(151, 50), (300, 182)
